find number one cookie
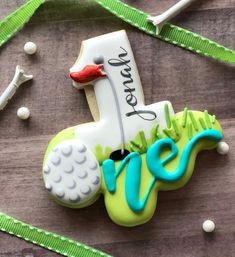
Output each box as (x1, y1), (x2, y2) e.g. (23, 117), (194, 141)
(43, 30), (224, 227)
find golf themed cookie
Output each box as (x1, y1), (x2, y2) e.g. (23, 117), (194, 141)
(43, 30), (224, 227)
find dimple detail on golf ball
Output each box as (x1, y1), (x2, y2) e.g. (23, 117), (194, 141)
(81, 185), (91, 195)
(90, 162), (98, 170)
(78, 170), (88, 179)
(62, 145), (73, 157)
(91, 176), (100, 185)
(51, 155), (61, 166)
(64, 165), (74, 174)
(66, 179), (76, 189)
(43, 139), (101, 207)
(74, 155), (86, 164)
(53, 174), (62, 183)
(44, 165), (50, 174)
(56, 188), (65, 198)
(77, 143), (87, 153)
(45, 183), (52, 191)
(69, 193), (80, 203)
(52, 147), (58, 152)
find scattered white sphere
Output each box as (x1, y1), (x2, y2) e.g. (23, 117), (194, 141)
(24, 41), (37, 55)
(202, 220), (215, 233)
(217, 141), (229, 155)
(17, 107), (30, 120)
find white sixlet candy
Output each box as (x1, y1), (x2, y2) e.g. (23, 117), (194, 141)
(217, 142), (229, 155)
(202, 220), (215, 233)
(24, 41), (37, 55)
(17, 107), (30, 120)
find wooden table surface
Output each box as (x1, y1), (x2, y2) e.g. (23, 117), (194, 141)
(0, 1), (234, 256)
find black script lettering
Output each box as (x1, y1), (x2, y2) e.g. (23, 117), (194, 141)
(126, 110), (157, 121)
(108, 47), (157, 122)
(126, 94), (137, 107)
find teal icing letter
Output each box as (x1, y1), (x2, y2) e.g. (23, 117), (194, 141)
(103, 152), (156, 212)
(146, 129), (222, 182)
(103, 129), (222, 213)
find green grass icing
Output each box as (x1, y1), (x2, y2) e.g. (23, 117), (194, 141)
(43, 106), (222, 226)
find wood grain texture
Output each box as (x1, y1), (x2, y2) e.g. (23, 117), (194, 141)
(0, 0), (234, 256)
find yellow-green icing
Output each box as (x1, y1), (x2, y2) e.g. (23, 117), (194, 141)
(43, 108), (223, 227)
(103, 130), (221, 214)
(100, 110), (222, 226)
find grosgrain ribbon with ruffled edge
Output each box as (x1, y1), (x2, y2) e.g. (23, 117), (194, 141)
(1, 0), (235, 63)
(96, 0), (235, 64)
(0, 212), (112, 257)
(0, 0), (44, 47)
(0, 0), (235, 62)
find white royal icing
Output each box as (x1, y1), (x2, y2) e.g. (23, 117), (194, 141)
(44, 30), (175, 207)
(70, 30), (175, 153)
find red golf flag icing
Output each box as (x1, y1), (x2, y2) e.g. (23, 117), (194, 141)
(70, 64), (106, 84)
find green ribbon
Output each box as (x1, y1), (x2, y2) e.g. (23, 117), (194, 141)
(96, 0), (235, 64)
(0, 212), (112, 257)
(0, 0), (235, 62)
(0, 0), (234, 255)
(0, 0), (45, 48)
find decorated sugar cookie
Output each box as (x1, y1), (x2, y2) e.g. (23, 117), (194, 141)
(43, 30), (223, 227)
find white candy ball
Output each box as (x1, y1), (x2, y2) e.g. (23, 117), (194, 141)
(202, 220), (215, 233)
(217, 142), (229, 155)
(24, 42), (37, 55)
(17, 107), (30, 120)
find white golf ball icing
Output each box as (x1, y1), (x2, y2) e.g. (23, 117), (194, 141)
(43, 140), (101, 207)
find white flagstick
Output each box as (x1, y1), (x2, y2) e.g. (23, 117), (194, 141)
(0, 66), (33, 110)
(148, 0), (195, 35)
